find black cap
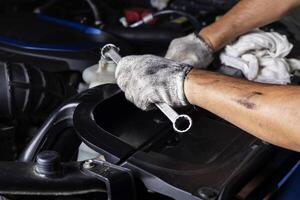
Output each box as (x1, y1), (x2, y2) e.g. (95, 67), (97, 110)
(36, 151), (62, 177)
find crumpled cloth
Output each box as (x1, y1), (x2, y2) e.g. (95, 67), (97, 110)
(220, 30), (300, 84)
(150, 0), (170, 10)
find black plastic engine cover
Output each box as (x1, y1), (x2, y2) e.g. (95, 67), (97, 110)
(74, 84), (274, 200)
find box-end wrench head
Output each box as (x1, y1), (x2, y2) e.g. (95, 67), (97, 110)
(155, 103), (192, 133)
(101, 44), (192, 133)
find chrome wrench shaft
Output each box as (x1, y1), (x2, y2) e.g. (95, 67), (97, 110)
(101, 44), (192, 133)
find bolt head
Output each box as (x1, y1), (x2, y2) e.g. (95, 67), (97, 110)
(83, 160), (95, 169)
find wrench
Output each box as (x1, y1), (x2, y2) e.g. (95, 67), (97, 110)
(101, 44), (192, 133)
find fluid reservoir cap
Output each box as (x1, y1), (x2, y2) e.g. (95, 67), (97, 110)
(36, 151), (62, 177)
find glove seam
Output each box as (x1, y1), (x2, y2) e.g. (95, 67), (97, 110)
(194, 31), (214, 54)
(178, 65), (193, 105)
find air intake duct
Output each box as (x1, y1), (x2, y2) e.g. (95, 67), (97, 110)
(0, 62), (75, 121)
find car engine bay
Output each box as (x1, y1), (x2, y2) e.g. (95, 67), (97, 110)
(0, 0), (300, 200)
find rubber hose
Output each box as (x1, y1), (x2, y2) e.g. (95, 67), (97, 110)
(85, 0), (102, 25)
(0, 62), (75, 121)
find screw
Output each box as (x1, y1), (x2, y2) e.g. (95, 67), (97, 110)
(83, 160), (95, 169)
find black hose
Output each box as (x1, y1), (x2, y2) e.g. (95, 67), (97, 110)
(0, 62), (75, 121)
(34, 0), (59, 13)
(84, 0), (102, 25)
(35, 0), (102, 26)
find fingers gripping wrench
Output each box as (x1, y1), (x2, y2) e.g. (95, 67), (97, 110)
(101, 44), (192, 133)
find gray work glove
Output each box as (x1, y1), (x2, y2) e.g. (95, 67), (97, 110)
(116, 55), (192, 111)
(165, 33), (214, 68)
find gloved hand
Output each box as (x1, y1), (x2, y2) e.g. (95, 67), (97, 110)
(116, 55), (192, 111)
(165, 33), (214, 68)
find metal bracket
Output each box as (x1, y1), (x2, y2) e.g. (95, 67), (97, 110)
(82, 159), (136, 200)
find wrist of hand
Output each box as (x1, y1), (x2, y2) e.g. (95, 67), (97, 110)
(199, 20), (239, 52)
(184, 68), (196, 105)
(198, 29), (217, 52)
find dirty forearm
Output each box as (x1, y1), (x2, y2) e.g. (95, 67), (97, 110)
(184, 69), (300, 152)
(199, 0), (300, 51)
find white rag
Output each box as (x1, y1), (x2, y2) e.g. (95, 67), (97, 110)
(150, 0), (170, 10)
(220, 30), (300, 84)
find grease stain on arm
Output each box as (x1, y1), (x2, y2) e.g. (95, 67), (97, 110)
(233, 91), (264, 110)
